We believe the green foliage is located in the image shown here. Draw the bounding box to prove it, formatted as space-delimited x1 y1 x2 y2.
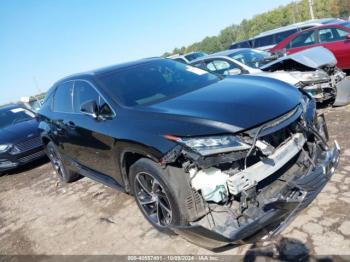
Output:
29 92 46 101
164 0 350 56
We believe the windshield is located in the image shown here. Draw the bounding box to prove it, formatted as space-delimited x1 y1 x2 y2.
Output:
0 107 35 129
229 49 271 68
184 52 207 62
97 59 219 107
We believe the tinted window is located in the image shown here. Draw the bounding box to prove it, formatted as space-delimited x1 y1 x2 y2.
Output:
275 29 297 43
290 30 316 48
73 81 99 112
53 82 74 112
237 41 251 48
184 52 207 62
97 59 219 107
253 35 274 48
0 107 35 128
334 28 349 40
229 49 270 68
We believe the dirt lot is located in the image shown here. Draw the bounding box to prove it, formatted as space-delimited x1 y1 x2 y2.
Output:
1 105 350 258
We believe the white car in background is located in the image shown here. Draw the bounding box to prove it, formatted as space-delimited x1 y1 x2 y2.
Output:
190 47 350 106
167 51 207 64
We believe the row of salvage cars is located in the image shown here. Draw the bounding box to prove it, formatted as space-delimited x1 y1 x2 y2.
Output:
182 47 350 107
1 46 348 250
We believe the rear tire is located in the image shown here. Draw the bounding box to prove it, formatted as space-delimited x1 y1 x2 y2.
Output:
46 141 80 183
130 158 188 234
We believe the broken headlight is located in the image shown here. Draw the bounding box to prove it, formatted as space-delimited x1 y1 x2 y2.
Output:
290 70 330 83
300 94 316 124
166 135 251 156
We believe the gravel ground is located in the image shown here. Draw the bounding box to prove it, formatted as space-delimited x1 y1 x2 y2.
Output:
0 105 350 259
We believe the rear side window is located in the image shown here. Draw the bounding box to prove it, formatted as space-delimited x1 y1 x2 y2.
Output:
334 28 349 40
184 52 206 62
238 41 251 48
319 28 349 43
53 82 74 113
290 30 316 48
253 35 274 48
73 81 99 112
275 29 297 43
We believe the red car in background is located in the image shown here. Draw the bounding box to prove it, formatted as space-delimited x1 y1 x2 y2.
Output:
271 22 350 70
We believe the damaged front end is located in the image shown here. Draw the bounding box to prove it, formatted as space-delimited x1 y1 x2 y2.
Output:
264 47 350 106
161 96 340 249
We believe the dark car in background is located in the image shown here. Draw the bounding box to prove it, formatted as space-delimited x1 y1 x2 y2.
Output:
0 104 45 174
271 22 350 70
38 58 339 249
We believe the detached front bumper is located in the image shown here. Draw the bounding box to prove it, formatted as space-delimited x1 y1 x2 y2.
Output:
172 141 340 250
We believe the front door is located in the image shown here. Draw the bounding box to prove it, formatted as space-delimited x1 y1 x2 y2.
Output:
68 80 116 179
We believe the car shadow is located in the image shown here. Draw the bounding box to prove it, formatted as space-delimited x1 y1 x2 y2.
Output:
240 237 336 262
241 237 309 262
211 237 336 261
1 157 50 177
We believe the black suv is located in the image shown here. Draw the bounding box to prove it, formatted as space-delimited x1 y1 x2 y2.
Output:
39 58 340 249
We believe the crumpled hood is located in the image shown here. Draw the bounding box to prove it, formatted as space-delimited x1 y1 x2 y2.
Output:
0 119 40 144
262 46 337 70
139 75 301 136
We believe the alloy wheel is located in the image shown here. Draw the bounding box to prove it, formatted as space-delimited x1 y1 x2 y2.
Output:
48 146 64 178
134 172 172 227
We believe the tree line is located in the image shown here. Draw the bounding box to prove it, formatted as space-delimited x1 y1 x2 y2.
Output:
163 0 350 56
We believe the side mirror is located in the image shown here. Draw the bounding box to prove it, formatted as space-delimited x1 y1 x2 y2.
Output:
225 68 242 76
80 100 98 119
346 34 350 40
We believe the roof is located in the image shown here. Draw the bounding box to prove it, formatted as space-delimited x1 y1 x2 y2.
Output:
54 57 162 84
189 48 252 64
0 103 23 111
255 18 343 38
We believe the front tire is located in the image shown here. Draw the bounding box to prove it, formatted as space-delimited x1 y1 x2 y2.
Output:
130 158 188 233
46 141 80 183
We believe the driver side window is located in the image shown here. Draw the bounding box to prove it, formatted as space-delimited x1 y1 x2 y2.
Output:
73 80 113 116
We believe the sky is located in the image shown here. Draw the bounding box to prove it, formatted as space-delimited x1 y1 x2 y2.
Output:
0 0 293 104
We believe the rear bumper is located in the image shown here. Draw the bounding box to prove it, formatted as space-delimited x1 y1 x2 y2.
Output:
0 146 46 172
172 141 340 249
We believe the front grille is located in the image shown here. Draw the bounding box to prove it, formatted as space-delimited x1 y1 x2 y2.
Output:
14 137 43 152
261 120 299 148
18 150 45 163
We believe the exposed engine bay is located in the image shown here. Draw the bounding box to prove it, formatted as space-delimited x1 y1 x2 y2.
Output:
162 95 340 249
263 47 350 106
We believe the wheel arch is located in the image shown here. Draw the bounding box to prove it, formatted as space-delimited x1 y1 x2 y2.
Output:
120 148 162 193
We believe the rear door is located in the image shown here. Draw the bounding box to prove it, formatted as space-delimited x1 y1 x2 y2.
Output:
317 27 350 69
69 80 117 178
286 29 319 54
